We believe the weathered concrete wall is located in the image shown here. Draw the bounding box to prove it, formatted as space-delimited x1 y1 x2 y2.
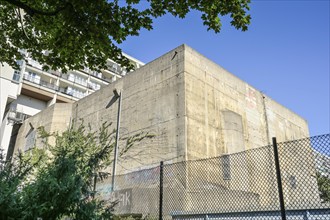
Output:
14 103 72 153
265 98 309 141
70 46 187 173
183 46 309 160
182 46 310 208
278 140 321 209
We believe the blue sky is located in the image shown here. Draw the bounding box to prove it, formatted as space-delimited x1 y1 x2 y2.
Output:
120 1 330 137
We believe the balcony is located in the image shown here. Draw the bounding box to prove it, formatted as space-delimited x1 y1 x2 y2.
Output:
26 58 43 70
83 67 102 77
47 69 62 77
7 109 30 124
87 81 101 91
23 74 58 91
90 71 102 78
102 76 112 83
58 86 86 99
61 73 88 87
24 58 116 85
106 63 127 76
81 67 112 84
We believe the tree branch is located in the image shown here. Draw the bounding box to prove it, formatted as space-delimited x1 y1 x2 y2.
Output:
3 0 71 16
14 8 30 39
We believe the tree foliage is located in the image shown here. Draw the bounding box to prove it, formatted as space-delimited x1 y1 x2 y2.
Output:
0 122 153 219
0 0 251 72
317 172 330 203
0 149 42 219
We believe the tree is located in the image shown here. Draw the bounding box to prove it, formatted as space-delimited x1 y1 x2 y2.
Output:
0 122 153 219
316 172 330 203
0 149 41 219
0 0 251 72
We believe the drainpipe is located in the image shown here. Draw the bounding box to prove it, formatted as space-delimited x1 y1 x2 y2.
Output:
262 94 271 145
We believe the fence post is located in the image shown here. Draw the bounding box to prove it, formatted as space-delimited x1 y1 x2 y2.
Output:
273 137 287 220
159 161 164 220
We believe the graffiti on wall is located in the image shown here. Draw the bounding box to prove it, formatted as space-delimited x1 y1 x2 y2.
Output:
110 189 132 212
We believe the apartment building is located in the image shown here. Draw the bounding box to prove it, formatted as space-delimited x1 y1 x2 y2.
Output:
0 53 144 158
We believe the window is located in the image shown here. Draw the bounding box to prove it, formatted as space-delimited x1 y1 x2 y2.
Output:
66 86 73 95
289 175 297 189
12 70 21 82
88 81 101 90
67 73 87 86
68 73 75 82
222 154 231 180
66 86 85 98
25 71 41 84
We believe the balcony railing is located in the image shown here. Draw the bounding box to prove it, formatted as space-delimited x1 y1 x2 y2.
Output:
22 73 88 99
61 74 88 87
24 59 114 85
58 86 86 99
47 69 62 77
27 61 42 69
83 67 102 77
22 56 138 85
23 74 58 91
7 109 30 124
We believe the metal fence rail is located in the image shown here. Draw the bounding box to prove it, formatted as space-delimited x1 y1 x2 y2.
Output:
96 134 330 220
171 208 330 220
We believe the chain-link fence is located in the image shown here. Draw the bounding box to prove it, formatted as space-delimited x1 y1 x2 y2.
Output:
96 134 330 219
276 134 330 220
96 166 160 219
